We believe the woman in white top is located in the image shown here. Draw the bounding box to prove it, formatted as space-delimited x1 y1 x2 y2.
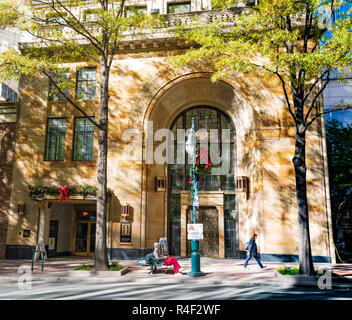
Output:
153 242 184 275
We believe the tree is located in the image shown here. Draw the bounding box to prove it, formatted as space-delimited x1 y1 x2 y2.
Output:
326 119 352 253
173 0 352 274
0 0 161 270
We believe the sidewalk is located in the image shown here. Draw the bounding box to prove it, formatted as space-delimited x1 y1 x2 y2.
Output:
0 257 351 288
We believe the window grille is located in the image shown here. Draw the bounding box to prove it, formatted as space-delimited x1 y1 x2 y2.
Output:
45 118 67 161
73 117 95 161
77 68 97 100
48 70 69 101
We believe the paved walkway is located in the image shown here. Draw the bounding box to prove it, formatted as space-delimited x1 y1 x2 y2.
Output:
0 257 351 288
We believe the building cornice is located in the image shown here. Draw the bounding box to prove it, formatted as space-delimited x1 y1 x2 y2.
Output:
18 8 249 53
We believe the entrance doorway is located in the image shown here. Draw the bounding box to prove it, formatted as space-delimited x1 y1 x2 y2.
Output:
73 207 96 256
48 220 58 257
168 106 238 258
186 206 219 257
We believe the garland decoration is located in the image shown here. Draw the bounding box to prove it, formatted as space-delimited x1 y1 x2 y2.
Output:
189 147 212 185
26 185 114 199
186 118 213 208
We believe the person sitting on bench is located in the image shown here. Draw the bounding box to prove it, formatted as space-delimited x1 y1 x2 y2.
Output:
153 242 185 275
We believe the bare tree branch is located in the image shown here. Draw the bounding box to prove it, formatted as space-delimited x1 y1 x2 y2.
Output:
23 27 100 63
55 0 102 46
107 0 126 68
304 103 352 130
303 50 349 104
33 0 103 53
304 71 330 124
42 69 103 130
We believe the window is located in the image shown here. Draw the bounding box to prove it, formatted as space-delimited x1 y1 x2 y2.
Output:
48 70 69 101
83 9 99 22
45 118 67 161
167 2 191 14
77 68 97 100
1 83 18 101
170 106 236 192
325 109 352 126
46 13 67 24
73 117 95 161
126 6 148 17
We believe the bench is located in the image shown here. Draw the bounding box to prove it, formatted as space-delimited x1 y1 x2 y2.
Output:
143 253 173 274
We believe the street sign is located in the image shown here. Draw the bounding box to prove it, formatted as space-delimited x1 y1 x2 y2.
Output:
187 224 203 240
120 222 132 243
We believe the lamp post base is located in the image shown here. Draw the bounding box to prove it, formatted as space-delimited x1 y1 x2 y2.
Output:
188 271 205 277
188 240 204 277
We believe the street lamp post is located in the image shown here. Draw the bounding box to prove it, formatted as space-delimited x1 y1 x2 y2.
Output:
186 117 204 277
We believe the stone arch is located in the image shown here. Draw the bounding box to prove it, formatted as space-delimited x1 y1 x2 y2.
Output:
128 65 280 134
136 65 281 251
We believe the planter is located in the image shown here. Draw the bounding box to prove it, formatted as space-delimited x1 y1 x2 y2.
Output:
68 266 129 277
274 270 319 286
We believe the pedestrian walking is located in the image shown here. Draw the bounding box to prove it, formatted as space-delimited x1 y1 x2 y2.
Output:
244 233 267 269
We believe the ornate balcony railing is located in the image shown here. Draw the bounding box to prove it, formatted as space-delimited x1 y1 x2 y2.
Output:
162 8 248 28
20 7 303 50
22 8 248 46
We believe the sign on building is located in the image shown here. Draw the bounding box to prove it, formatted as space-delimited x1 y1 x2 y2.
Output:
187 224 203 240
120 222 132 243
159 237 169 256
48 237 55 250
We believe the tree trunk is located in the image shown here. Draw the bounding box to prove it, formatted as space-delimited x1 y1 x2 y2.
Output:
94 60 110 270
292 101 314 275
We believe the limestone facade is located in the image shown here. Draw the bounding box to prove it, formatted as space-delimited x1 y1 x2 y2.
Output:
2 5 334 262
0 121 16 259
3 47 334 261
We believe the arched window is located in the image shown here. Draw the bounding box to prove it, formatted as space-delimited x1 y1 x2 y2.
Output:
168 106 238 257
169 106 236 193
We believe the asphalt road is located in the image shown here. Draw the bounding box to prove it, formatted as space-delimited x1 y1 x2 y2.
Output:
0 280 351 300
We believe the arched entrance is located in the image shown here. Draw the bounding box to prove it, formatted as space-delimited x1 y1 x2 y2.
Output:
168 106 238 258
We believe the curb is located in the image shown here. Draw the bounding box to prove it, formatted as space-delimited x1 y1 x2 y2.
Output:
1 274 351 289
67 266 129 277
273 270 352 289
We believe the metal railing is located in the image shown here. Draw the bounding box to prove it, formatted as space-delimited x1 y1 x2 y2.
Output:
24 8 248 45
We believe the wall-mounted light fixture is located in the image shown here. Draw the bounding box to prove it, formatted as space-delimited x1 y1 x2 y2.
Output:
236 176 249 199
155 177 166 192
121 204 133 222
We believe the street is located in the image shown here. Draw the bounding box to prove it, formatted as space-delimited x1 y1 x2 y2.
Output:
0 280 351 300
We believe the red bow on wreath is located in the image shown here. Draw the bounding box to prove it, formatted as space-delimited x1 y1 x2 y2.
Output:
197 147 211 168
59 185 70 203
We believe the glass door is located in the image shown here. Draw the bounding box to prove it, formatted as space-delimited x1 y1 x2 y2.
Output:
90 223 96 253
224 194 238 258
73 209 96 256
48 221 59 257
75 223 88 253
